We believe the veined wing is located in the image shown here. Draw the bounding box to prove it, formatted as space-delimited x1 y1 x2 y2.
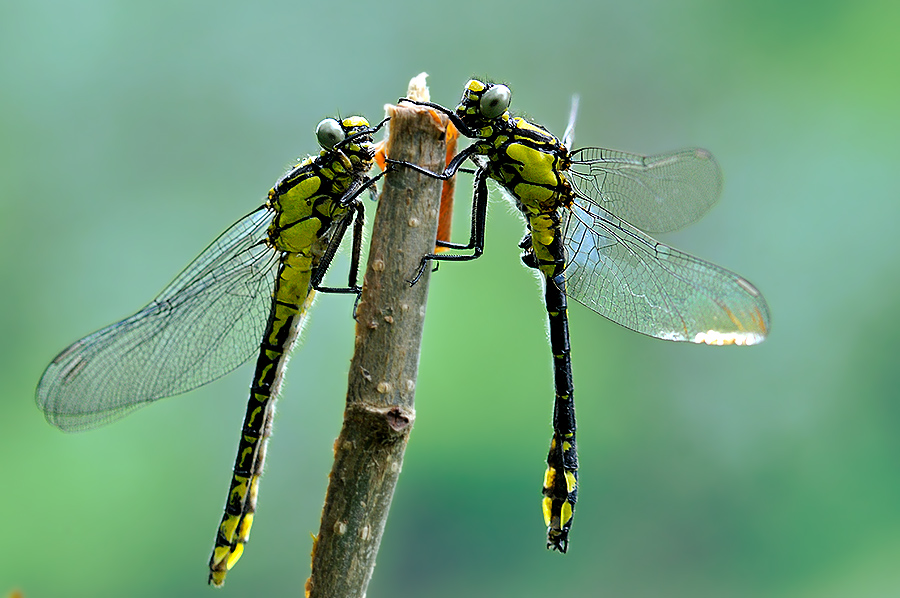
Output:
36 206 280 432
561 201 770 345
567 147 723 233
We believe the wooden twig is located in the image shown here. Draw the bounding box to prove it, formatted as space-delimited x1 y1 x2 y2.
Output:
306 94 449 598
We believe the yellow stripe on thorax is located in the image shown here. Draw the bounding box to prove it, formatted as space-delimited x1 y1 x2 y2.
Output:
268 155 354 255
491 118 569 213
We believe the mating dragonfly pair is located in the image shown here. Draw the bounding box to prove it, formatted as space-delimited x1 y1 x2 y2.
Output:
36 79 769 585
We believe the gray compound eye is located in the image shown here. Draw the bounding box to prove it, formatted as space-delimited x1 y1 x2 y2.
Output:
316 118 345 149
480 84 511 119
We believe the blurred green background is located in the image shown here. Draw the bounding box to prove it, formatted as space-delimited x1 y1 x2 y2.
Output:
3 0 899 596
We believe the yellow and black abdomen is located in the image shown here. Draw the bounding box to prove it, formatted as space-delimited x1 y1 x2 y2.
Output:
209 157 352 585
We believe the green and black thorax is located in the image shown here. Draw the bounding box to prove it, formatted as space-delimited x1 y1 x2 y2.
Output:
265 116 377 256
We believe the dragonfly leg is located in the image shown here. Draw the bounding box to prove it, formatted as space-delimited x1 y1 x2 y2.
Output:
311 203 364 296
407 164 488 285
385 143 478 181
397 97 478 138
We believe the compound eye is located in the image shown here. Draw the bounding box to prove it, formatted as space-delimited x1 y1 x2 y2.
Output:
316 118 345 149
480 84 511 119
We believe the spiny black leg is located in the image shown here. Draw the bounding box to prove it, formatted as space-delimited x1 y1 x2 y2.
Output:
408 165 488 285
347 202 364 290
386 144 478 181
340 169 388 208
396 98 477 138
311 211 358 295
312 170 384 294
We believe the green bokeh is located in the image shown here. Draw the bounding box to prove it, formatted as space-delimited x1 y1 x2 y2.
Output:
3 0 899 596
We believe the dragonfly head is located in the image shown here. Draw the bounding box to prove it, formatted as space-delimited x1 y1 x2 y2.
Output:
316 116 377 168
456 79 511 135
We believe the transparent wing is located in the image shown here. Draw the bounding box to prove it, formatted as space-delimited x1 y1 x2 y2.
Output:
567 147 723 233
36 206 280 431
561 201 770 345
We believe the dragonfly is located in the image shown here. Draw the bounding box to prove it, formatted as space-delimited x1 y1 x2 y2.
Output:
390 79 771 553
35 114 388 586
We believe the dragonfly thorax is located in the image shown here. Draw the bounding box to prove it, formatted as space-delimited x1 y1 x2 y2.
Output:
479 116 573 217
265 116 378 256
